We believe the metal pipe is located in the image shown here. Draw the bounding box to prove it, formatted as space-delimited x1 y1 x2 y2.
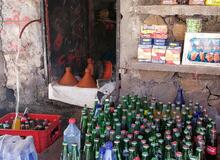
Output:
19 19 41 39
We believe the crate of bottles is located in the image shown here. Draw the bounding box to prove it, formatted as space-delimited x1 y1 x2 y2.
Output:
68 95 218 160
0 113 61 153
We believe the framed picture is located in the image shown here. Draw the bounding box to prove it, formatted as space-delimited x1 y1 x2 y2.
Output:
182 32 220 66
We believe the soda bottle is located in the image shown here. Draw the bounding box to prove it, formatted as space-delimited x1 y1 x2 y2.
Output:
12 117 21 130
71 143 79 160
63 118 81 152
83 142 94 160
114 140 122 160
206 128 217 160
61 142 68 160
122 138 130 160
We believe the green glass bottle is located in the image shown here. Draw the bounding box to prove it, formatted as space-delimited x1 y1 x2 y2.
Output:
122 109 128 117
85 133 92 143
182 145 190 160
189 155 198 160
195 147 203 160
83 142 93 160
127 112 132 129
165 135 172 146
115 135 122 146
175 152 183 160
105 125 111 141
150 142 157 158
71 143 79 160
62 142 68 160
140 139 146 153
122 138 130 160
80 115 88 134
110 130 116 141
114 140 122 160
116 104 122 118
100 134 105 146
136 101 141 114
128 147 137 160
93 138 100 160
115 122 121 135
129 123 135 134
131 140 138 150
143 144 150 153
142 152 149 160
164 145 172 160
171 141 178 158
158 139 164 158
86 122 92 133
121 116 127 130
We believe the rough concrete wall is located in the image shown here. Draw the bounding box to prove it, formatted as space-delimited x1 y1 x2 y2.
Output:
120 0 220 112
0 0 46 105
0 0 6 102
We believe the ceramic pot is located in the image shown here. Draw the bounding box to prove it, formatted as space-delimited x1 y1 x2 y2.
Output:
77 69 97 88
87 58 94 76
103 61 112 80
58 67 78 86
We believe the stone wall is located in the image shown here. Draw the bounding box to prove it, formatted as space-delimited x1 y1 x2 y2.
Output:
120 0 220 112
0 0 47 106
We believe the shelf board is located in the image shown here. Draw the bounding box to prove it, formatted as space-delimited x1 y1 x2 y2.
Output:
133 5 220 16
131 59 220 75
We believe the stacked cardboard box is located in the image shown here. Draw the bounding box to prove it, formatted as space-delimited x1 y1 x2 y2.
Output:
138 24 182 65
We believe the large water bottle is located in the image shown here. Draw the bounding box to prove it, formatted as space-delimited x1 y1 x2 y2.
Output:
63 118 81 152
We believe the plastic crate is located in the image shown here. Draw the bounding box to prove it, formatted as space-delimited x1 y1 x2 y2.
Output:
0 113 61 153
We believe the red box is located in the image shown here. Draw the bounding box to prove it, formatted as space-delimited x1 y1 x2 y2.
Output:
0 113 61 153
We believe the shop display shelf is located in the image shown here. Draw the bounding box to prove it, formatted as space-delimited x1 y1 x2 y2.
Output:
133 5 220 16
131 59 220 75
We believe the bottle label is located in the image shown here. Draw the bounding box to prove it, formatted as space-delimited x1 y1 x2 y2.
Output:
206 146 217 156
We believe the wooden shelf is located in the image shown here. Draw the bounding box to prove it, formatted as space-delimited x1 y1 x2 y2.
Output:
131 59 220 75
133 5 220 16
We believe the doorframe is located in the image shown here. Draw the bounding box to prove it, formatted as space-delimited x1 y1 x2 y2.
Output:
41 0 121 101
40 0 50 84
115 0 121 103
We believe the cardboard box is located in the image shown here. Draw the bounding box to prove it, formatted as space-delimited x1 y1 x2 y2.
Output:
166 46 182 65
139 37 153 45
152 45 166 63
138 45 152 62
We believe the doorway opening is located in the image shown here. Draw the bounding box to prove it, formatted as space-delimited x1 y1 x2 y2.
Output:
43 0 117 84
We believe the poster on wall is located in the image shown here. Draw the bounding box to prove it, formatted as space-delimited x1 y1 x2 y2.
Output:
182 32 220 67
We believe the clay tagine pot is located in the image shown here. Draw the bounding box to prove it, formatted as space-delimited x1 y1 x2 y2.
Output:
103 61 112 80
58 67 78 86
87 58 94 76
77 68 97 88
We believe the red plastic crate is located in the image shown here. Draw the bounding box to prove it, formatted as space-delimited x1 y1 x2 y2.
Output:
0 113 61 153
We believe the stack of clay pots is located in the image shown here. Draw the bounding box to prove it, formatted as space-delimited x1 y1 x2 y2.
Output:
58 58 97 88
58 58 113 88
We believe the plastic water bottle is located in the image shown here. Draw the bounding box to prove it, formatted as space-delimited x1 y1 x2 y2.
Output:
63 118 81 152
104 141 114 160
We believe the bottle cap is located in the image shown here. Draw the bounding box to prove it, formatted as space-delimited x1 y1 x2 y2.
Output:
69 118 76 124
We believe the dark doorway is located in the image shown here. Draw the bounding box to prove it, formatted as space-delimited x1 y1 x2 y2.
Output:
43 0 117 82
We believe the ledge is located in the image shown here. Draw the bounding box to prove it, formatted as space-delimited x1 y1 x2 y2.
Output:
131 59 220 75
133 5 220 16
